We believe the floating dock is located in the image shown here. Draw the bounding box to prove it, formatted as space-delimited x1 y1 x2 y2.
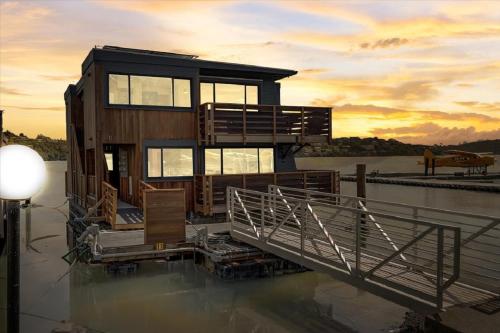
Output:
77 222 306 279
341 175 500 192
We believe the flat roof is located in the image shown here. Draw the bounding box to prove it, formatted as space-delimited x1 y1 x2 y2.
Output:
82 45 297 80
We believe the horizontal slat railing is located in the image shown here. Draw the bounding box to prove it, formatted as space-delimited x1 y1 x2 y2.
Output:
228 186 465 311
198 103 331 145
194 171 339 216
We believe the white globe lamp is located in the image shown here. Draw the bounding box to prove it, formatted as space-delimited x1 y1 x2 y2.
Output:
0 144 46 333
0 144 46 200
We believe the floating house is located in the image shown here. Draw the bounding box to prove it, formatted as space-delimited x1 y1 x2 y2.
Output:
65 46 336 239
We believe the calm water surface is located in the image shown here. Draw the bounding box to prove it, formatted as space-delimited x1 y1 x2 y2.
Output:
14 160 500 332
297 155 500 175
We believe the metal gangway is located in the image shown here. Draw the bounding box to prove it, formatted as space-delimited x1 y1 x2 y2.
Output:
227 185 500 314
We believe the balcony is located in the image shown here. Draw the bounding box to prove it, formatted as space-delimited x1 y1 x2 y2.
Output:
198 103 332 145
194 171 340 215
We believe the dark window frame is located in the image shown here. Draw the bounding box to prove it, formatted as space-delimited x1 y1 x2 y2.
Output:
107 73 193 110
199 81 261 105
204 147 274 175
145 146 195 180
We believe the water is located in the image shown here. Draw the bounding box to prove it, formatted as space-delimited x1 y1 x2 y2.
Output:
296 155 500 175
5 160 500 332
297 156 500 217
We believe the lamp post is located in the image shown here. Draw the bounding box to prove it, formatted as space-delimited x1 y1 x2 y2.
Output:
0 144 46 333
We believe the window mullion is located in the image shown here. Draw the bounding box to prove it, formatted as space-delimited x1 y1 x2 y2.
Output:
128 75 131 105
220 148 223 175
172 79 175 107
257 148 260 173
161 148 164 178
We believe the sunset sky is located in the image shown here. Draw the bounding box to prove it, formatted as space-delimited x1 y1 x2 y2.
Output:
1 0 500 144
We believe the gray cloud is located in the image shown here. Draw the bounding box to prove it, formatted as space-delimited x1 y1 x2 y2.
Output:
360 38 409 50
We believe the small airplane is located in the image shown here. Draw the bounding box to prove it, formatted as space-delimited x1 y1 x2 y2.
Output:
419 149 495 175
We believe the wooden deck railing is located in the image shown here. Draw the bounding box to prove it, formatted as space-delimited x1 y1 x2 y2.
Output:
102 181 118 227
194 171 340 215
68 125 87 206
198 103 332 145
138 180 156 211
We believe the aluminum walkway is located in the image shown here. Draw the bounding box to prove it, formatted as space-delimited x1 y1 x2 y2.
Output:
228 185 500 314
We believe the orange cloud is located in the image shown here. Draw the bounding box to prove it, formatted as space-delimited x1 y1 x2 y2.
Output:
454 101 500 113
0 85 29 96
325 104 500 143
95 0 227 15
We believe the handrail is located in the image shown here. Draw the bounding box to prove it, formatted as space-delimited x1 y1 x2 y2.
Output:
269 185 500 295
278 184 500 221
228 186 465 311
102 181 117 227
138 180 156 211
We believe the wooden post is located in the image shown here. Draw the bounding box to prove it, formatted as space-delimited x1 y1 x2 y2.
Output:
300 107 305 144
356 164 367 248
243 104 247 145
204 104 209 145
272 105 276 145
356 164 366 199
424 158 429 176
208 176 213 216
328 108 333 145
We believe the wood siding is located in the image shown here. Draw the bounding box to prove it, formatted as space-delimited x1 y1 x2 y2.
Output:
144 189 186 244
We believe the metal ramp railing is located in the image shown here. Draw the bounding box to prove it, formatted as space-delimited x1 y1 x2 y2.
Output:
227 185 499 314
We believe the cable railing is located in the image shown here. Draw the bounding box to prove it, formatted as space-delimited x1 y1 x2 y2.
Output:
228 185 498 312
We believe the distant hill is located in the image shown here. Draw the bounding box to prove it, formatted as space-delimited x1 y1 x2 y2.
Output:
299 137 500 157
1 131 498 160
1 131 67 161
445 140 500 155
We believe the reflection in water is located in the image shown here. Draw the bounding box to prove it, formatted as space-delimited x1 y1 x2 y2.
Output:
69 262 362 333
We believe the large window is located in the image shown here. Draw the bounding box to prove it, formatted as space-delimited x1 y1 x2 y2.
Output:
147 148 162 177
204 148 221 175
205 148 273 175
147 148 193 178
109 74 191 107
131 75 172 106
109 74 129 104
200 82 259 105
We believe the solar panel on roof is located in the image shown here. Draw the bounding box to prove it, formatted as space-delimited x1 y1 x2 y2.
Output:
99 45 198 59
